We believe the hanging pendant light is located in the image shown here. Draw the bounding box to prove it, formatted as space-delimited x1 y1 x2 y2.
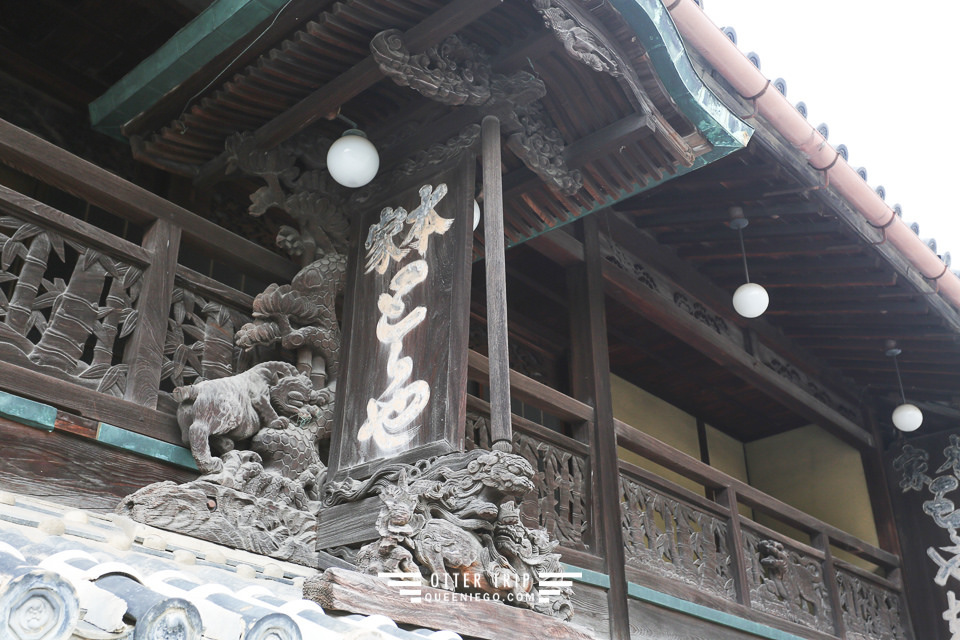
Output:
729 207 769 318
326 123 379 189
885 341 923 432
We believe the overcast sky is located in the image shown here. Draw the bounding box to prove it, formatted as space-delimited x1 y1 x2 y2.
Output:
701 1 959 261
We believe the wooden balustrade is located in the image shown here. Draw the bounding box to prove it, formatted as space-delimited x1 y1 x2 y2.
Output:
0 118 290 443
468 348 909 639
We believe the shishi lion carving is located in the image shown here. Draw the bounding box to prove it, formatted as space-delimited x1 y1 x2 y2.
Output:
173 361 323 474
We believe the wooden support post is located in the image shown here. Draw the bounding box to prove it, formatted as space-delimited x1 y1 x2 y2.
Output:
812 531 847 638
567 216 630 640
718 487 751 608
860 407 903 557
481 115 512 453
123 219 181 408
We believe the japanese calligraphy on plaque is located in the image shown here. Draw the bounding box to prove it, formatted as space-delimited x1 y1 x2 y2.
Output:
891 434 960 640
328 157 474 479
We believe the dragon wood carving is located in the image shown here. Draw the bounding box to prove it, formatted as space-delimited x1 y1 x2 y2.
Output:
328 449 574 619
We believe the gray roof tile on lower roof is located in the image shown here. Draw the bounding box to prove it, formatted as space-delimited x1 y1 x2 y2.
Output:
0 491 462 640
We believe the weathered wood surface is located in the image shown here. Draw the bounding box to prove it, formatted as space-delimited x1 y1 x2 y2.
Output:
123 220 181 407
568 216 629 639
0 184 150 264
467 350 594 423
0 417 194 512
0 118 296 283
330 157 474 478
315 496 380 549
303 568 594 640
481 115 512 450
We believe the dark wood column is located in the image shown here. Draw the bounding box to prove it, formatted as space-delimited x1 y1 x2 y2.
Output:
481 115 512 453
567 215 630 640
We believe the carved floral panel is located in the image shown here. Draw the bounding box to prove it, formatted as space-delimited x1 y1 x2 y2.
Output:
465 410 589 551
619 472 735 600
742 526 834 633
0 216 142 395
836 567 911 640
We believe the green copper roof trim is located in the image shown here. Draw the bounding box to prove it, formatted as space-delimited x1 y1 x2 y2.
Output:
0 390 57 432
492 0 751 252
90 0 290 140
562 564 803 640
609 0 753 153
96 422 198 471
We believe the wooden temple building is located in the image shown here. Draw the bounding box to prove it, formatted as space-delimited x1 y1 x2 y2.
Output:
1 1 959 639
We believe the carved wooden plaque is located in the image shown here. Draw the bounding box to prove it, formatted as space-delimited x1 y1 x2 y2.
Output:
328 156 474 479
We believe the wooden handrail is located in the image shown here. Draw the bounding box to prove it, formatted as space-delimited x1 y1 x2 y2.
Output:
467 350 594 423
0 185 150 265
466 394 591 457
0 118 297 283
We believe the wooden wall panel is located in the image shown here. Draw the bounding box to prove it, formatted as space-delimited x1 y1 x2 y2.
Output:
0 417 195 512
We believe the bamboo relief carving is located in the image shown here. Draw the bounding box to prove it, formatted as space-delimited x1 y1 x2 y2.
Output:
836 567 910 640
159 287 253 392
0 216 142 395
742 528 834 633
619 474 735 600
465 411 589 551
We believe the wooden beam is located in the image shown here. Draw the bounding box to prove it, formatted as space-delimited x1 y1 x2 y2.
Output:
304 568 593 640
613 419 898 568
529 225 873 449
0 362 179 444
563 113 655 169
0 119 297 283
622 201 822 229
693 68 960 336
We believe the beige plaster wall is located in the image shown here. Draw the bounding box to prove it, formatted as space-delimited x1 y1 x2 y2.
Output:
611 374 749 497
744 425 880 554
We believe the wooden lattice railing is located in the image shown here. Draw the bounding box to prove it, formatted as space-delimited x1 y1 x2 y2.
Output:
467 348 912 640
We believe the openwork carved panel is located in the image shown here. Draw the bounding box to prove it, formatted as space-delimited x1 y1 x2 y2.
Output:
755 342 860 423
742 527 834 633
0 216 142 395
159 286 254 391
466 411 589 550
836 567 911 640
619 472 735 600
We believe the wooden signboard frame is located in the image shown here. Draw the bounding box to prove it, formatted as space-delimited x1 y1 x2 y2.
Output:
327 154 475 480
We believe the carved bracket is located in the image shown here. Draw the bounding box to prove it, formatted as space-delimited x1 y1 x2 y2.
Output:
530 0 621 76
370 30 582 195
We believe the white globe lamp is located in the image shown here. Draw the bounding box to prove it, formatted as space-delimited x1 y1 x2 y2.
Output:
892 403 923 432
885 343 923 432
473 200 481 231
732 282 769 318
326 129 379 188
729 209 768 318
